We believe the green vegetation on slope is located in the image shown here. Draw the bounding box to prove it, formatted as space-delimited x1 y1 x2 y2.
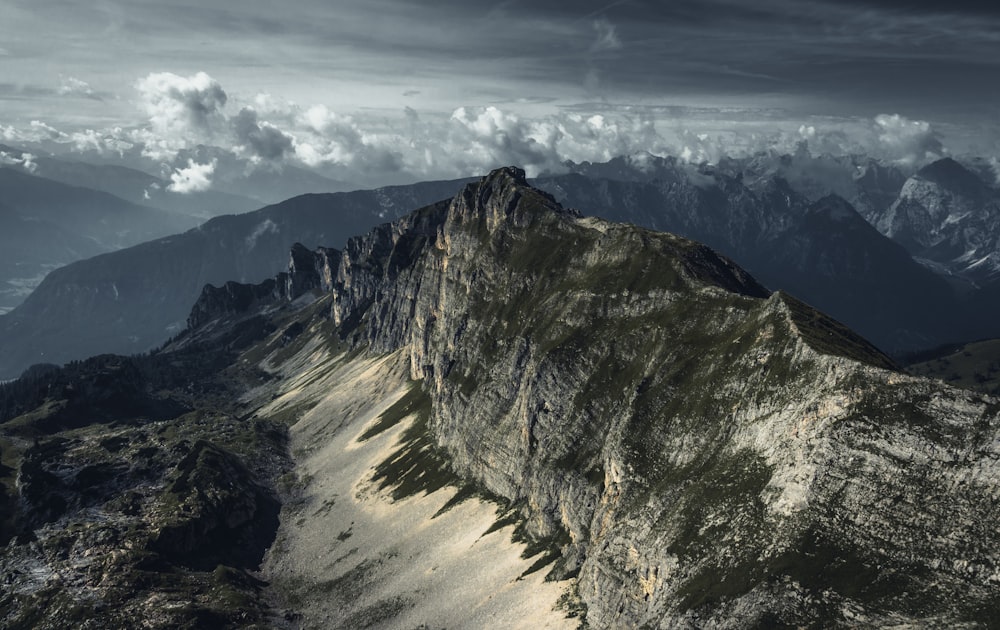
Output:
907 338 1000 395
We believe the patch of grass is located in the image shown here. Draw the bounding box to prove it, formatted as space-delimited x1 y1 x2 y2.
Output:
358 382 431 442
370 389 459 502
778 292 896 370
907 338 1000 395
431 483 480 518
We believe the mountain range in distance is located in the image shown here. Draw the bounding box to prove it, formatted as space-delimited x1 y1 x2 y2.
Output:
2 149 1000 379
2 168 999 627
0 144 262 314
0 142 367 316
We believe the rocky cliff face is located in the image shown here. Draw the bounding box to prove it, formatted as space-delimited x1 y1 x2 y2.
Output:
264 167 1000 626
186 242 340 331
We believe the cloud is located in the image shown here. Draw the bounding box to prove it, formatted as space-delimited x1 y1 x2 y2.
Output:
245 219 278 249
251 92 296 116
440 106 661 177
57 76 99 100
136 72 227 155
0 72 968 192
232 108 294 161
590 17 623 52
0 151 37 173
143 181 162 200
988 158 1000 186
30 120 66 140
873 113 944 166
167 158 217 193
21 153 37 173
68 128 136 155
292 104 403 174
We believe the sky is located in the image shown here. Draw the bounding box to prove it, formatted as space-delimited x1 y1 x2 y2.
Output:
2 0 1000 189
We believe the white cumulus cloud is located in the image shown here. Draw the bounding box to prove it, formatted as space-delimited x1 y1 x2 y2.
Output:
232 107 294 162
57 76 97 99
136 72 228 157
29 120 66 140
873 113 944 166
0 151 37 173
245 219 279 249
167 158 217 193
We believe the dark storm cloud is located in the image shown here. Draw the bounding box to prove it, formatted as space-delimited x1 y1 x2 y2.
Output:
12 0 996 122
266 0 999 121
832 0 1000 15
232 108 294 161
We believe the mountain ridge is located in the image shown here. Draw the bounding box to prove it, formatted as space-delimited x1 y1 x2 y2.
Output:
4 153 1000 376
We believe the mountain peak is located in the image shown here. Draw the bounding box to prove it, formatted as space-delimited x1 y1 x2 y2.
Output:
915 157 990 200
486 165 528 185
454 166 576 232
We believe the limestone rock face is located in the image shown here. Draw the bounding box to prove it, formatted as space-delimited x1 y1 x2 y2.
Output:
294 167 1000 626
186 241 340 332
281 242 339 299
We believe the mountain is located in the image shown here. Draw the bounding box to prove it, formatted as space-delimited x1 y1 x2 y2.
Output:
2 167 999 627
874 157 1000 283
536 170 962 353
31 158 260 219
0 167 205 313
753 194 957 352
0 200 107 313
0 177 475 379
0 167 198 249
1 144 263 218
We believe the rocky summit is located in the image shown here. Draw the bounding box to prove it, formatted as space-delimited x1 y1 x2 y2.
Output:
2 167 1000 628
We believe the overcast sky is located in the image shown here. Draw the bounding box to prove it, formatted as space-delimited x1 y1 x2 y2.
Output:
3 0 1000 187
